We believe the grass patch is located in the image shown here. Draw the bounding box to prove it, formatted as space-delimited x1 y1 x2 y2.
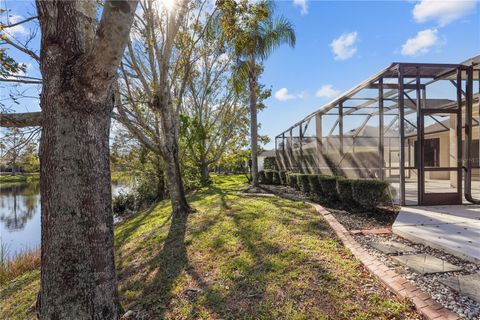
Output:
0 173 39 186
0 174 414 319
0 245 40 285
111 171 133 183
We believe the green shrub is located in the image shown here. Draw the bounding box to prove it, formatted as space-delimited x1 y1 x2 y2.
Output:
264 170 274 184
352 179 390 208
279 171 287 185
308 174 323 202
318 175 338 202
337 178 355 204
259 170 267 184
263 156 278 170
287 173 299 190
297 174 310 194
112 192 136 215
271 171 281 185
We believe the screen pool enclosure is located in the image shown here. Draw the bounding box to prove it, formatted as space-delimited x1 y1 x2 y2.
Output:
275 56 480 206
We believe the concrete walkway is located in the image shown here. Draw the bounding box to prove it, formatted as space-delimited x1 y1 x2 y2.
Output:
392 205 480 263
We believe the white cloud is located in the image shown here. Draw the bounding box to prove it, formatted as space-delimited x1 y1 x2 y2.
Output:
293 0 308 15
413 0 476 26
401 28 439 56
330 32 358 61
315 85 340 99
4 15 29 37
274 88 296 101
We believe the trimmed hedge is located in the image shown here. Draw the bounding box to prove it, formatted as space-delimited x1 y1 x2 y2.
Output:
271 170 281 185
318 175 338 202
308 174 323 202
259 170 279 185
264 170 274 184
258 170 267 184
279 171 287 185
352 179 390 208
263 156 278 170
336 178 355 204
260 170 390 210
287 173 299 190
297 174 310 194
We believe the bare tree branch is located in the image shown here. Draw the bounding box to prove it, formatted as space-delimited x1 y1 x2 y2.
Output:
0 112 42 127
2 15 38 28
1 37 40 61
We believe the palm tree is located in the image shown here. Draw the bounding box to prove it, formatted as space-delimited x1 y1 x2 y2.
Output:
233 2 295 187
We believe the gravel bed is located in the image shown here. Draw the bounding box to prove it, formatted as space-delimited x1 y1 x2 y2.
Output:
355 233 480 320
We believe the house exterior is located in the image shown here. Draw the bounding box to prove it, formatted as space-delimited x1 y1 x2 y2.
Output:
275 56 480 206
257 149 276 171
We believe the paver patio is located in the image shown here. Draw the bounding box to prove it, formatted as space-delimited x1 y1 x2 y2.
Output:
370 240 417 255
392 254 462 275
392 205 480 262
440 274 480 303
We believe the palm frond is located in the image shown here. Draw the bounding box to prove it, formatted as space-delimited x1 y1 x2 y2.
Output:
231 58 251 94
257 16 296 60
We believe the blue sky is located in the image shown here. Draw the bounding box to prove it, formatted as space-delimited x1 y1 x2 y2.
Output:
260 0 479 148
1 0 479 149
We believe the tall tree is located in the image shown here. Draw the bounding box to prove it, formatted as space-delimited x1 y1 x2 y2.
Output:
116 0 215 216
218 0 295 187
33 1 138 318
181 23 248 185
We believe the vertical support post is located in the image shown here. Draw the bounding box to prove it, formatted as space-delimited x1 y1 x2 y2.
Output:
378 78 385 180
315 113 323 174
339 102 344 155
465 66 475 201
398 65 406 205
282 133 287 170
416 66 424 204
299 124 304 173
456 67 463 203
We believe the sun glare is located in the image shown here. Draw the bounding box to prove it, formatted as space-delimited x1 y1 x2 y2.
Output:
154 0 177 13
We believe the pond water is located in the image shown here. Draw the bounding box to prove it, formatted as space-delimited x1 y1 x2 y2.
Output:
0 180 129 258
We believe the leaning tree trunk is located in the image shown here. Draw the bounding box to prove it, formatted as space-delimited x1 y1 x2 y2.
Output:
249 70 259 187
38 90 119 318
157 96 191 217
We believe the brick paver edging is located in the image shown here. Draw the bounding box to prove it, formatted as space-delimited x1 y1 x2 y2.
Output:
256 190 460 320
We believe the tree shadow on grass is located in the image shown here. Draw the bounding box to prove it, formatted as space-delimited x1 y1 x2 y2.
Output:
115 203 163 250
181 205 346 319
140 210 189 317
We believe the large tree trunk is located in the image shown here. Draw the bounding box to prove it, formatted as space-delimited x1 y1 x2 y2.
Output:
249 70 259 187
35 1 138 318
39 92 119 319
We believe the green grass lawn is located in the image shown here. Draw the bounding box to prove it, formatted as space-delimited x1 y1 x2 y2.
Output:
0 175 414 319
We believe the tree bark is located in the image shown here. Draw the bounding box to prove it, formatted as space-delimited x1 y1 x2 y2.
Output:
39 96 119 319
34 1 138 318
249 63 259 187
157 96 191 218
154 156 166 200
199 156 210 185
